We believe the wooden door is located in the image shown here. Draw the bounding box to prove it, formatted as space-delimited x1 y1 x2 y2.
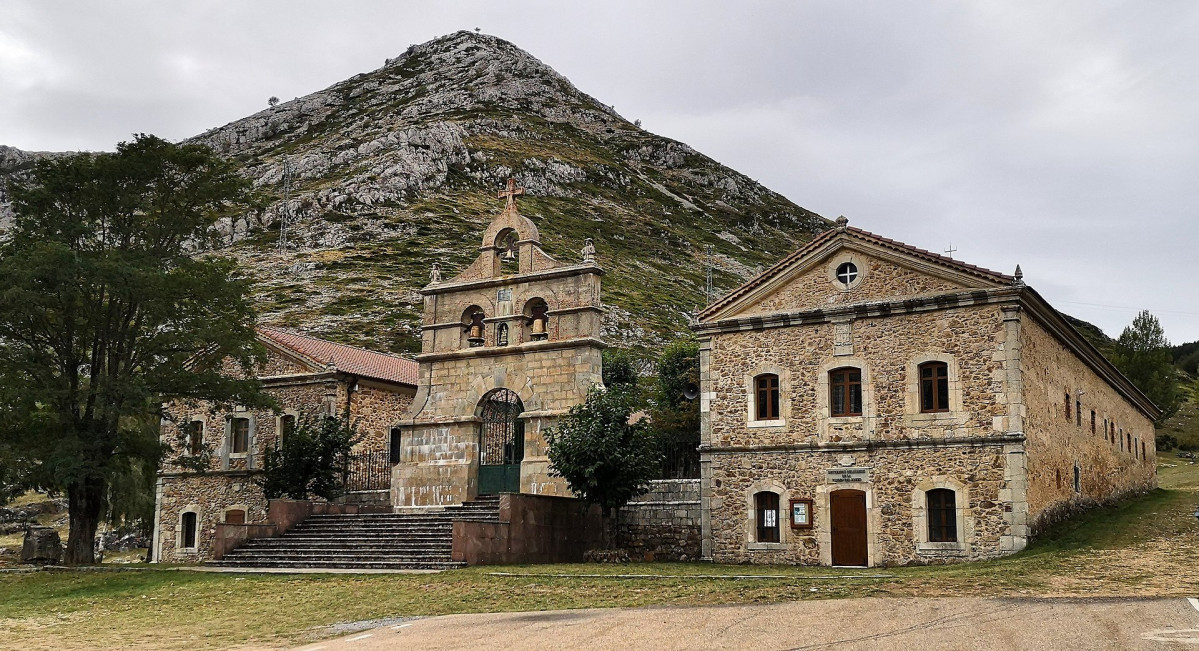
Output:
830 490 868 566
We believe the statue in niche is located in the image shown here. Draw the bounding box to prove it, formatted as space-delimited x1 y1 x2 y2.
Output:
430 262 442 283
581 237 596 263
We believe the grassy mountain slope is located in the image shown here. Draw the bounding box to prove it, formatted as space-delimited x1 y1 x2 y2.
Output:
176 31 827 353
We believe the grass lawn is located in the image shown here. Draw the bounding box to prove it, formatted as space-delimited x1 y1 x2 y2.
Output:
2 455 1197 651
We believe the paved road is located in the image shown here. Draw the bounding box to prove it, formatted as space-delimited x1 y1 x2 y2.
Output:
294 596 1199 650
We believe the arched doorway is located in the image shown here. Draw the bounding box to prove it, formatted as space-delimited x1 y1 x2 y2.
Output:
478 388 525 494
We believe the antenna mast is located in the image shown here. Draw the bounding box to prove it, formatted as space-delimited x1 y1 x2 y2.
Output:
278 158 293 250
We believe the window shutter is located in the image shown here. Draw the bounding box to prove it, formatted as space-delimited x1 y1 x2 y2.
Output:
220 419 231 471
247 418 257 469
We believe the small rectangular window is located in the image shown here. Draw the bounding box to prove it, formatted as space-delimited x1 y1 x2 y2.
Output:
754 374 780 421
919 362 949 413
187 421 204 456
755 492 780 543
1065 391 1071 421
1141 440 1146 460
1090 411 1096 435
231 418 250 454
181 512 198 549
830 368 863 417
389 427 403 464
1073 465 1081 493
1075 399 1081 426
927 489 957 543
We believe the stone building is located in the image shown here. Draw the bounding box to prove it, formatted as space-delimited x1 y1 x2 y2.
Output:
393 180 605 507
153 326 418 563
693 217 1159 566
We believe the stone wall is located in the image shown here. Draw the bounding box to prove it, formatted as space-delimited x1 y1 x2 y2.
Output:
1020 316 1157 530
155 473 268 563
617 479 702 561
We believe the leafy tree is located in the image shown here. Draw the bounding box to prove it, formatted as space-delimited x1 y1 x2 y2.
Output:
0 135 265 564
649 339 700 478
1112 310 1179 424
601 347 642 391
268 96 279 107
259 413 360 501
547 385 661 544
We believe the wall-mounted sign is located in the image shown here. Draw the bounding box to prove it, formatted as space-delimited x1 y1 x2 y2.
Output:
826 467 870 483
790 498 814 529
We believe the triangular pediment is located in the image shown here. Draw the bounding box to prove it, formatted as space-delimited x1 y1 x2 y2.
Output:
255 334 329 376
701 226 1012 322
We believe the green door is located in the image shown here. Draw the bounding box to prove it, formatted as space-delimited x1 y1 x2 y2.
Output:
478 389 524 494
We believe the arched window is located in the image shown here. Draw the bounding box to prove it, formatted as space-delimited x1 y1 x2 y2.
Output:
829 367 862 417
463 306 486 348
181 511 198 550
755 492 780 543
918 362 949 413
754 374 780 421
926 489 956 543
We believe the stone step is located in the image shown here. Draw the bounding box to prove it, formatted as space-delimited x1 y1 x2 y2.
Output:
208 559 466 570
239 539 452 549
222 552 453 563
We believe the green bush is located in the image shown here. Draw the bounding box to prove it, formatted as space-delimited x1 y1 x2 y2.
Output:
259 413 360 500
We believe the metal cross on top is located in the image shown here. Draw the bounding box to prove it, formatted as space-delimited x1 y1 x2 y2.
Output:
498 178 524 208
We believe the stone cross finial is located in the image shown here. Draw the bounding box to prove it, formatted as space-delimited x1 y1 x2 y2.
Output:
835 215 849 231
498 178 524 209
581 237 596 263
430 262 442 283
1013 264 1025 287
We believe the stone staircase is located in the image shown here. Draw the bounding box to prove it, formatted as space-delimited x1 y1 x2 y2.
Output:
209 495 501 570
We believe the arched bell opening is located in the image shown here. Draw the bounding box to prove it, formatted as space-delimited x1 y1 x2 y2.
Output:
523 297 550 342
477 388 525 494
462 305 486 348
495 228 520 275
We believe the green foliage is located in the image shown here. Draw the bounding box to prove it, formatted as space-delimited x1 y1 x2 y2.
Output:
546 385 661 513
1111 310 1179 423
649 339 700 478
601 347 642 391
0 135 267 563
259 413 360 501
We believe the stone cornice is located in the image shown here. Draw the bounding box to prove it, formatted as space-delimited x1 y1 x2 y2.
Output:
420 263 603 296
415 336 606 363
699 433 1026 455
692 287 1021 336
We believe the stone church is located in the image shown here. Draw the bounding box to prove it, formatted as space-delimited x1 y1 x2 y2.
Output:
693 216 1158 566
154 185 1157 568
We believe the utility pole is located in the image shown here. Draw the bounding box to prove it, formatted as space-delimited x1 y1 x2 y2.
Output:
278 158 293 250
705 245 714 305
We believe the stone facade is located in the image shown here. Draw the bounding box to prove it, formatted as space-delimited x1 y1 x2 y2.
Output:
394 189 604 507
153 332 416 563
617 479 702 561
694 223 1159 567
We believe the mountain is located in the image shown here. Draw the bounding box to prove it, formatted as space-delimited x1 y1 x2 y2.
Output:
3 31 829 353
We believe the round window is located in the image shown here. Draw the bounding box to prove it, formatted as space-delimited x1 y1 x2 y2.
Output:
835 262 859 287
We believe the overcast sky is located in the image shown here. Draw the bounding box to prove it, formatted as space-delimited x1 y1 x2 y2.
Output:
2 1 1197 342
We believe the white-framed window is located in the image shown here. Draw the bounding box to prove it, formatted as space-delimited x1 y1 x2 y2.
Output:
744 367 789 428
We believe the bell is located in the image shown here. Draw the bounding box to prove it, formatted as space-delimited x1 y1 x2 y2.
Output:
531 318 546 335
501 247 517 262
469 324 483 339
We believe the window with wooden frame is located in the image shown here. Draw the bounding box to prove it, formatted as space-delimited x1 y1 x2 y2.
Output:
181 512 198 549
1090 410 1096 435
754 374 780 421
279 414 296 441
830 367 863 417
230 417 250 454
918 362 949 413
789 498 814 529
926 489 957 543
187 421 204 456
755 492 780 543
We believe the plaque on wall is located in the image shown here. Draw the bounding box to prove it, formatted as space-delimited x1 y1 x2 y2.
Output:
826 467 870 483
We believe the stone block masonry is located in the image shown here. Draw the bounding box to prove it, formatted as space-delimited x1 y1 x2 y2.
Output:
618 480 702 561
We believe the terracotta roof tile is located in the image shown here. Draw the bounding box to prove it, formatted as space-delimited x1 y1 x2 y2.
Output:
257 326 419 387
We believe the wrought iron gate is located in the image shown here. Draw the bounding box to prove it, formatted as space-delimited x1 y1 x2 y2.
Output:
478 388 524 494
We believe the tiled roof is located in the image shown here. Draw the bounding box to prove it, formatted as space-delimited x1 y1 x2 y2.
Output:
700 225 1014 320
257 326 419 387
